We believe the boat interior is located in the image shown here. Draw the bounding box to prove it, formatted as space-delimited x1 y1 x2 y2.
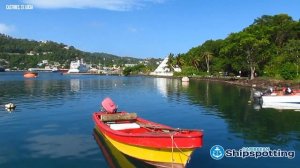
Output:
98 112 178 134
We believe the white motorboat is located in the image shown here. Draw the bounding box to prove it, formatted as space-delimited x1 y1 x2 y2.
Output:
253 88 300 110
262 102 300 110
262 94 300 103
254 87 300 104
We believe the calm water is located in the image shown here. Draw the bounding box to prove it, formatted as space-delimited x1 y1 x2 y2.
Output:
0 72 299 168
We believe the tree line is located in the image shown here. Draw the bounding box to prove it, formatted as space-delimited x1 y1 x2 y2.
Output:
0 34 143 70
168 14 300 80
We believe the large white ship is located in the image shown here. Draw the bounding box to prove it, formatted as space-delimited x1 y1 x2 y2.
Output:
68 59 89 73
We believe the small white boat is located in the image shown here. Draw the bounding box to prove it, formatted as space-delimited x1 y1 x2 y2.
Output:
254 88 300 110
254 87 300 104
51 67 59 72
262 102 300 110
262 94 300 103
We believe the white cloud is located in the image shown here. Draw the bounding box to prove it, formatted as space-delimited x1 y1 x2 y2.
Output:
0 23 14 34
22 0 166 11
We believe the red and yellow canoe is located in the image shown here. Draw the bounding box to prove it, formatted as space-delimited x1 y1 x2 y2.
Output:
93 98 203 167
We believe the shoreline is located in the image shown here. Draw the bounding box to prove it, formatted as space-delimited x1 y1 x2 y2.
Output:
188 76 300 90
141 73 300 90
60 72 300 89
142 74 299 90
2 71 299 90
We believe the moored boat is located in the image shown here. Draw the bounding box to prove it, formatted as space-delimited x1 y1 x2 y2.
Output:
254 87 300 104
24 71 38 78
262 102 300 110
51 67 59 72
262 94 300 103
92 98 203 168
67 59 89 73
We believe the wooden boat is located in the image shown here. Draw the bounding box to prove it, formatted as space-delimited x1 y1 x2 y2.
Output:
24 71 38 78
92 98 203 168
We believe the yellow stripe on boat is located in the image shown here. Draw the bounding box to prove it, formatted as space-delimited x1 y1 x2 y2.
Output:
94 129 135 168
103 133 194 166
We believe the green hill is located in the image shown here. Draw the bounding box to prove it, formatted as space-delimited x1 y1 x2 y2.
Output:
0 34 143 70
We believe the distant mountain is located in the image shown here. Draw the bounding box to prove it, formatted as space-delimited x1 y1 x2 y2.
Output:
0 33 145 70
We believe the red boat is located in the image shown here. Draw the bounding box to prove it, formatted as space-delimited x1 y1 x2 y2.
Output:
93 98 203 168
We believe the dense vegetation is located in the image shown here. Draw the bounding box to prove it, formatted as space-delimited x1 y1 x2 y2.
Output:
123 64 154 76
0 34 144 70
168 14 300 80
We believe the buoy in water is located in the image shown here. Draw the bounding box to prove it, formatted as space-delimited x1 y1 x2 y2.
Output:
24 71 38 78
5 103 16 110
182 76 189 82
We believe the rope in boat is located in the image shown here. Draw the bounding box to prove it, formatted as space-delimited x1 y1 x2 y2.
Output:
138 122 193 166
171 133 174 168
169 131 192 167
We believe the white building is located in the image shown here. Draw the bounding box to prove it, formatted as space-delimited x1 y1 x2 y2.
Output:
42 60 48 64
150 57 182 76
150 57 171 76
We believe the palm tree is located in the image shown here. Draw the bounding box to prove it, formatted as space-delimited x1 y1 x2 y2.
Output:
175 54 185 67
202 51 213 74
167 53 175 69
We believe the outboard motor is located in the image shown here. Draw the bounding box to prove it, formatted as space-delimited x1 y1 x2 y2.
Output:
253 91 263 99
253 90 264 105
101 97 117 113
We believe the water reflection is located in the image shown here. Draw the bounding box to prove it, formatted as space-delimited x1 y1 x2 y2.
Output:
181 81 189 88
183 80 300 145
93 129 154 168
5 107 15 113
153 78 180 97
1 73 300 168
24 79 35 93
70 79 80 92
154 78 168 97
25 133 95 158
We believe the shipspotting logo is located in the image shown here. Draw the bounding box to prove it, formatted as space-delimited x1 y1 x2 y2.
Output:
210 146 295 160
210 145 225 160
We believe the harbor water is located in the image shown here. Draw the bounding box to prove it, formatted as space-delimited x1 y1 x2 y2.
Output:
0 72 299 168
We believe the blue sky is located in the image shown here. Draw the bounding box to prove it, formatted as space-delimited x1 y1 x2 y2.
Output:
0 0 299 58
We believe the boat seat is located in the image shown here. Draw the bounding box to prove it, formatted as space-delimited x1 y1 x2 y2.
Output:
101 113 137 122
110 123 140 130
